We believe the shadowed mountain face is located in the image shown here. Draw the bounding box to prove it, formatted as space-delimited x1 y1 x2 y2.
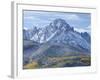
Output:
23 18 91 68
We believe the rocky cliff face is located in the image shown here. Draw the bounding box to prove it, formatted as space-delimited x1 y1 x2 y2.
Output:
23 18 90 51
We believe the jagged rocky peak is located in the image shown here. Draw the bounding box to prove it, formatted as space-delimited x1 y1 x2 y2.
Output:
23 18 91 52
81 32 91 43
49 18 72 31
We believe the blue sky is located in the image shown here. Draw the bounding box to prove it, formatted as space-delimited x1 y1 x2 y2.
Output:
23 10 91 33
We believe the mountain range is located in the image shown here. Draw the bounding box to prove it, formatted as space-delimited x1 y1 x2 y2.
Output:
23 18 91 67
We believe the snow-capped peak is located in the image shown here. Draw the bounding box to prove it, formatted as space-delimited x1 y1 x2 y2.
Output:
23 18 91 51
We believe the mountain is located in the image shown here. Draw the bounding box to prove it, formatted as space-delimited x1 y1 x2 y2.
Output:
81 32 91 43
24 18 90 50
23 18 91 66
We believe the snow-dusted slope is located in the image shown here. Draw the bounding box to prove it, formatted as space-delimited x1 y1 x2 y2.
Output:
23 18 91 52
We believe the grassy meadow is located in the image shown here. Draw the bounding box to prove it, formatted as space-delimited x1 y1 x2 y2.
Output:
23 55 91 69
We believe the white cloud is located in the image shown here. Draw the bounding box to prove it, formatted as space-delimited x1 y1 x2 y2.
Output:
74 25 91 34
24 16 35 20
74 28 86 33
66 14 80 21
86 25 91 29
